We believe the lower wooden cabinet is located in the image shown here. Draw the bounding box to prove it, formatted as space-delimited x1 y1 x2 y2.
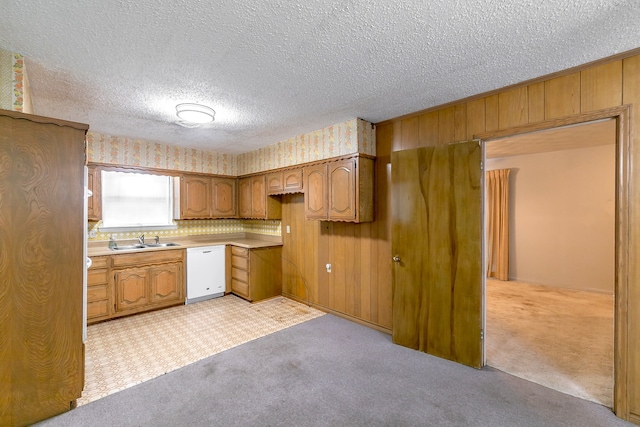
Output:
87 249 185 324
231 245 282 302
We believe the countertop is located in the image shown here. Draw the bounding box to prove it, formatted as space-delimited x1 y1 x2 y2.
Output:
88 233 283 257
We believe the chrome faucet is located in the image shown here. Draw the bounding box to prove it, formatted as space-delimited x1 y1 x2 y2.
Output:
137 234 145 244
154 235 160 244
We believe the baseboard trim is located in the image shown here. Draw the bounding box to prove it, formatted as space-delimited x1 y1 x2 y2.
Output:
282 292 392 335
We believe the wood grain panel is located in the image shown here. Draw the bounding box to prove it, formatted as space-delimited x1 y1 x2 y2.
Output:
581 60 623 112
454 103 467 141
499 87 528 129
528 82 545 123
623 54 640 418
0 112 86 426
466 98 486 139
485 94 499 131
438 107 455 145
391 141 482 368
419 110 439 147
401 116 420 150
545 73 580 119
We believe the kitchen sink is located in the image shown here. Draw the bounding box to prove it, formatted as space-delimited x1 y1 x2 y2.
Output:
110 242 180 251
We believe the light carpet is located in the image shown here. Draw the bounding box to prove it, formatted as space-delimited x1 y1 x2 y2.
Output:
486 278 614 407
80 295 324 405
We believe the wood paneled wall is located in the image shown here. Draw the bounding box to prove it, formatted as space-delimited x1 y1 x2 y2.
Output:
282 53 640 422
376 55 640 422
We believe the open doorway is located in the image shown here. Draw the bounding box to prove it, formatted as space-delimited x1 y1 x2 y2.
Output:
484 119 616 407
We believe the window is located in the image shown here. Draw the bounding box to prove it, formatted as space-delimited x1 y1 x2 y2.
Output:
101 170 176 230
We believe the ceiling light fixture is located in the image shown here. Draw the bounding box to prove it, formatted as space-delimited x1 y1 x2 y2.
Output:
175 103 215 124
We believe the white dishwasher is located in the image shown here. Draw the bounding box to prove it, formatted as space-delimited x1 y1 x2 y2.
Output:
186 245 226 304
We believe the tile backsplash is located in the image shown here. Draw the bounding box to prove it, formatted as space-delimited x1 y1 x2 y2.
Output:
88 219 281 242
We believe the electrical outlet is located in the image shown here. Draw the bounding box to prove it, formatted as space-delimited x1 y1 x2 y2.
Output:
326 263 331 273
286 225 291 234
88 229 97 238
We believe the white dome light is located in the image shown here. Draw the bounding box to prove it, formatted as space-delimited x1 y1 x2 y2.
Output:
175 103 215 124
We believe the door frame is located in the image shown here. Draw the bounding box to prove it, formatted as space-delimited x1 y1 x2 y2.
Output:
475 105 630 417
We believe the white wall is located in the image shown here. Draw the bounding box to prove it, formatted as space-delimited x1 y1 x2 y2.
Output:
486 144 615 294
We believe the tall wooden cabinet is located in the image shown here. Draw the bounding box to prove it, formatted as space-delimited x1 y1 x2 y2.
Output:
0 109 87 426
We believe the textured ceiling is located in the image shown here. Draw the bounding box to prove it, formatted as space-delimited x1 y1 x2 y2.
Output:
1 1 639 154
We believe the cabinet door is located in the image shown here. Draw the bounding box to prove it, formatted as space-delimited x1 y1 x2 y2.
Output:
87 165 102 221
304 164 328 219
251 175 266 218
150 263 182 304
238 177 252 218
115 268 149 312
181 175 211 218
266 171 283 194
283 169 303 192
328 159 356 221
212 177 237 218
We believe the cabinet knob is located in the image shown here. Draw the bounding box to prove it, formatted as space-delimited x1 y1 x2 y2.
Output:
392 255 401 263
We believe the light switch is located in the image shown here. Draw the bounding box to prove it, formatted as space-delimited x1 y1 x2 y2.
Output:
286 225 291 234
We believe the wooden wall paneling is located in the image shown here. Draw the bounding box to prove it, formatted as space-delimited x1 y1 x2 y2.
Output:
454 103 467 141
485 94 499 131
466 98 486 139
419 110 439 147
527 82 545 123
318 222 331 307
581 60 623 112
544 73 581 119
392 119 403 152
438 107 455 145
401 116 420 150
623 54 640 418
498 86 528 129
359 223 372 322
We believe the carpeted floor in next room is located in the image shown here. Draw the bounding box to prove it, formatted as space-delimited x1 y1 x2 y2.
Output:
486 278 614 407
38 313 629 427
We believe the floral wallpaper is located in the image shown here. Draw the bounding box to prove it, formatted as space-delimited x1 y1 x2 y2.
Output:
0 49 25 112
237 118 376 175
87 132 238 175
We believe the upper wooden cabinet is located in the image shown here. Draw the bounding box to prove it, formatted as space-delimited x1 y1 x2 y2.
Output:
238 175 282 219
211 177 237 218
266 168 303 195
304 156 374 223
181 174 211 219
87 165 102 221
180 174 238 219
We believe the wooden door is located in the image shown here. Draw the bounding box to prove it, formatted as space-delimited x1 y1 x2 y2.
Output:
150 264 182 304
211 177 237 218
391 141 483 368
328 158 356 221
181 175 210 218
304 163 328 219
251 175 266 218
114 268 149 312
238 177 252 218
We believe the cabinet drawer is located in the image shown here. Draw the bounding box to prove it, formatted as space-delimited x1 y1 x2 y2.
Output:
231 246 249 257
231 267 249 283
87 284 107 302
231 255 249 270
231 278 249 298
87 300 109 319
88 268 108 285
89 256 109 269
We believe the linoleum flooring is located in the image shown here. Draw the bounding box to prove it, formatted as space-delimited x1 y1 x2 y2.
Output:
79 295 324 406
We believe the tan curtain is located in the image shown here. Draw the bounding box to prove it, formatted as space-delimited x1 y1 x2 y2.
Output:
486 169 511 280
